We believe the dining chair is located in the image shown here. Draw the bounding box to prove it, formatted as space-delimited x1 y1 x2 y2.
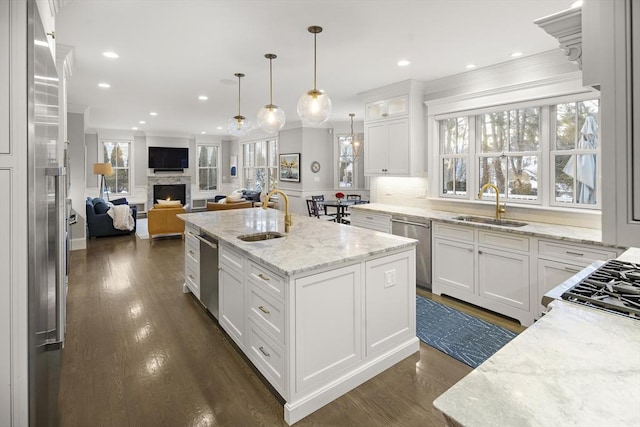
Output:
306 199 336 221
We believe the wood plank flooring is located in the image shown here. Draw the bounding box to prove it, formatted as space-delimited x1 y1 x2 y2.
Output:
59 234 524 426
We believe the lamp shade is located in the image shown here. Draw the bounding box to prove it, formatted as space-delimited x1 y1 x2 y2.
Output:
93 162 113 176
297 90 332 126
257 105 286 134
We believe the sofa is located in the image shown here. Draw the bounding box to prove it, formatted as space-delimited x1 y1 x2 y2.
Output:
86 197 137 238
147 203 186 239
206 200 253 211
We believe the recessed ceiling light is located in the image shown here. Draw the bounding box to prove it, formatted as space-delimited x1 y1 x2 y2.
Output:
132 126 138 130
102 51 119 59
570 0 583 8
510 52 523 58
98 82 111 88
397 60 410 67
149 112 158 116
139 120 146 124
216 126 223 130
466 64 476 69
198 95 208 101
201 131 206 134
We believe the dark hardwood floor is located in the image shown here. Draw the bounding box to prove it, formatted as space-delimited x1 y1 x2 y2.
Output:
60 233 524 426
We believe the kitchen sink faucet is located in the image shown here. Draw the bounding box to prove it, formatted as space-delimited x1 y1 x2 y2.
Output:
263 189 292 233
478 183 506 219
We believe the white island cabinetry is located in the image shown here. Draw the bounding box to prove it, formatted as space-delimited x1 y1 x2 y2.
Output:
180 208 419 425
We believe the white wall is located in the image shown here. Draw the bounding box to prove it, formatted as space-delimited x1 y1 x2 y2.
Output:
67 111 87 249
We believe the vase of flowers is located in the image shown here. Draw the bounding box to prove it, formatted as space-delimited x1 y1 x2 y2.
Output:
335 192 345 204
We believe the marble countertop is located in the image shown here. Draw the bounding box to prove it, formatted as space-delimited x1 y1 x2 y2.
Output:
350 203 626 249
433 300 640 427
178 208 417 276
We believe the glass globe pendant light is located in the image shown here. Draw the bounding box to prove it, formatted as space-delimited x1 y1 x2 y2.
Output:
257 54 286 133
297 26 332 126
227 73 252 138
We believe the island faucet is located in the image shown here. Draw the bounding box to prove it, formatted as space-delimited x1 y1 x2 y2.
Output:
477 183 506 219
263 189 292 233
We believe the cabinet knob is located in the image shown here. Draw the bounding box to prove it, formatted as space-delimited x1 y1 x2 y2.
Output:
478 250 483 255
189 274 195 280
258 305 270 314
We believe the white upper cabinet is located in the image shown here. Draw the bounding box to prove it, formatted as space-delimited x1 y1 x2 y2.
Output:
359 80 425 177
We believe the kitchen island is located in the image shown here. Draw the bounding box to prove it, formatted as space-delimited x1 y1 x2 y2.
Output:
178 208 419 425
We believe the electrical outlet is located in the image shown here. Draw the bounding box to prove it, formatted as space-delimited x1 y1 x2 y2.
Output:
384 269 396 287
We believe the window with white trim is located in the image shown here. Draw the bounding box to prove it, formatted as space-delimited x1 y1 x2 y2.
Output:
196 144 219 191
337 134 363 188
242 139 278 192
438 96 600 209
102 140 131 196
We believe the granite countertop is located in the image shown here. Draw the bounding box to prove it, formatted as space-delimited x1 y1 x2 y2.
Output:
350 203 625 249
178 208 417 276
432 300 640 427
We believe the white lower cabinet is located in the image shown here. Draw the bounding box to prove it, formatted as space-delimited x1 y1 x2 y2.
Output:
215 242 418 425
183 224 201 299
536 258 585 317
349 210 391 233
432 223 534 326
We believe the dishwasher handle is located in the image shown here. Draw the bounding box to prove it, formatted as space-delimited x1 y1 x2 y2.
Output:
194 234 218 249
390 218 431 229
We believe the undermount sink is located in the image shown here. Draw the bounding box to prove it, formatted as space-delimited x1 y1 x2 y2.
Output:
237 231 285 242
452 215 528 228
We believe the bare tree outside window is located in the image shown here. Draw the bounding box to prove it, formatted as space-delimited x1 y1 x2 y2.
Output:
243 139 278 192
197 145 218 191
102 140 130 196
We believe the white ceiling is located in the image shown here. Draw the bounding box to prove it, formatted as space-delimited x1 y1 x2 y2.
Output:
56 0 573 137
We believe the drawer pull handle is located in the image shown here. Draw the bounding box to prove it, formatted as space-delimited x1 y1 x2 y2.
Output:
259 346 270 357
189 250 195 255
189 274 195 280
566 251 584 257
366 216 374 220
564 267 580 273
258 305 270 314
258 273 270 281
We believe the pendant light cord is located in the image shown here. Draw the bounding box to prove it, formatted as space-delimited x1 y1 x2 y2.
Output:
237 75 242 117
269 56 274 105
313 32 317 91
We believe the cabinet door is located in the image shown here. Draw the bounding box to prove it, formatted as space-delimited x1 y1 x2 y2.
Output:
294 264 361 393
477 247 529 311
219 267 245 349
364 122 389 174
385 118 410 175
537 258 585 318
365 251 414 356
432 238 475 295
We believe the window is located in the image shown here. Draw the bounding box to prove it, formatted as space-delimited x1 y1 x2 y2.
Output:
337 135 363 188
196 144 219 191
102 140 130 196
438 97 600 210
243 139 278 192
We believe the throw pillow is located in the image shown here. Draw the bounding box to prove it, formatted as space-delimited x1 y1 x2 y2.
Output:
156 199 182 207
111 197 128 206
93 200 110 215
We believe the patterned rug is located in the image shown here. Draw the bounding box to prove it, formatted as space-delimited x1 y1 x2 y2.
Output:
416 295 518 368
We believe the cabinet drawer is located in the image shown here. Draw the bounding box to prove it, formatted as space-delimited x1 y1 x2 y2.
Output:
185 237 199 262
433 222 474 242
185 223 200 239
185 261 200 298
220 245 243 271
478 231 529 252
538 240 618 262
248 322 285 394
248 284 285 346
350 211 391 233
249 261 284 300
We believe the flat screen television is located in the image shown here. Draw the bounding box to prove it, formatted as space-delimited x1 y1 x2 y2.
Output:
148 146 189 171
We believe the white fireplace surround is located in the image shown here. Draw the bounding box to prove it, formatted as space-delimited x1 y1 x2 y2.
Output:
147 175 191 209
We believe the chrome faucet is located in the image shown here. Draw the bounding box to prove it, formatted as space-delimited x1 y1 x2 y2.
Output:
263 189 292 233
477 183 506 219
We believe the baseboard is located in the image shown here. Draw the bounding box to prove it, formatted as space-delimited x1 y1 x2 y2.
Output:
71 237 86 251
284 337 420 425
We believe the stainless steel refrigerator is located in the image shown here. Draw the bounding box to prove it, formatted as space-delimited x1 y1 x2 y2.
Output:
28 2 67 425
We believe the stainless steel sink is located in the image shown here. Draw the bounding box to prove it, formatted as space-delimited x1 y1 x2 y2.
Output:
452 215 528 228
237 231 285 242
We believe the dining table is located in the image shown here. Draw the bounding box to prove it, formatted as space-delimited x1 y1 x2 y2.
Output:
321 199 362 224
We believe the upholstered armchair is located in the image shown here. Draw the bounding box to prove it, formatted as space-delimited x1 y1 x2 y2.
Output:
147 203 186 239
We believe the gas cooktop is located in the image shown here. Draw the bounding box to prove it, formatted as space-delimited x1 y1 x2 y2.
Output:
561 259 640 320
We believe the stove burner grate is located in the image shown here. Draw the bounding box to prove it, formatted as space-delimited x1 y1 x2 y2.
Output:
561 260 640 320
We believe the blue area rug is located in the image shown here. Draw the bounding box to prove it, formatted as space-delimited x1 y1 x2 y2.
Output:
416 296 518 368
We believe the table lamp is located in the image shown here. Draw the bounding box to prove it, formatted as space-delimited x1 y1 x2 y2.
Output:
93 162 113 200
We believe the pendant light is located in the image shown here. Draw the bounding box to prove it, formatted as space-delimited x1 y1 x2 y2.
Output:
257 54 286 133
346 113 363 163
227 73 252 138
297 25 332 126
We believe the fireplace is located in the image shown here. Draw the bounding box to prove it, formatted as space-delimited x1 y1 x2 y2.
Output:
153 184 186 205
147 175 191 209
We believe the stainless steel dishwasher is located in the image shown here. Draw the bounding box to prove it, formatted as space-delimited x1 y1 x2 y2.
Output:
390 216 432 290
194 233 219 320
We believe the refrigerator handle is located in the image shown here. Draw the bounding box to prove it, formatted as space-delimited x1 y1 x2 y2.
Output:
46 166 66 348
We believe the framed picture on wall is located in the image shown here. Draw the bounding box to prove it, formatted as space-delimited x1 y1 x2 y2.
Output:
279 153 300 182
